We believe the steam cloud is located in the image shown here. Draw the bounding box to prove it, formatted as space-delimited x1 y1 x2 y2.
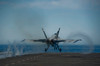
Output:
14 9 45 39
67 32 94 54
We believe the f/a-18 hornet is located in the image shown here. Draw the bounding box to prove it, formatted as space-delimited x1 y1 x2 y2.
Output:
22 28 82 52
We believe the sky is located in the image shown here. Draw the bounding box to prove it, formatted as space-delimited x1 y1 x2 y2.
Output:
0 0 100 44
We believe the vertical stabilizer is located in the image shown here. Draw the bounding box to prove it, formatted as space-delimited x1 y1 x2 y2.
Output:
55 28 60 39
42 28 48 39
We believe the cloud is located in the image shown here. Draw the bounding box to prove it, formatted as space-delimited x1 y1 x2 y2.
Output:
13 0 100 9
26 0 81 9
0 0 100 9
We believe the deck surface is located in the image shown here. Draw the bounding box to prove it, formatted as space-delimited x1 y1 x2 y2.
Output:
0 53 100 66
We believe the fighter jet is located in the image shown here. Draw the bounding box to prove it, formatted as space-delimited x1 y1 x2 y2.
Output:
21 28 82 52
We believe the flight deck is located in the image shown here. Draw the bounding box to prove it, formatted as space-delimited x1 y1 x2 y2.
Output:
0 53 100 66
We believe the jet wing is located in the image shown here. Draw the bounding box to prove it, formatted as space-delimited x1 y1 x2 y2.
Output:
21 39 47 43
54 39 82 43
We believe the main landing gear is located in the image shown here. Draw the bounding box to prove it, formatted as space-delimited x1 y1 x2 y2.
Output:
59 48 62 52
44 44 62 52
45 48 48 52
45 48 62 52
